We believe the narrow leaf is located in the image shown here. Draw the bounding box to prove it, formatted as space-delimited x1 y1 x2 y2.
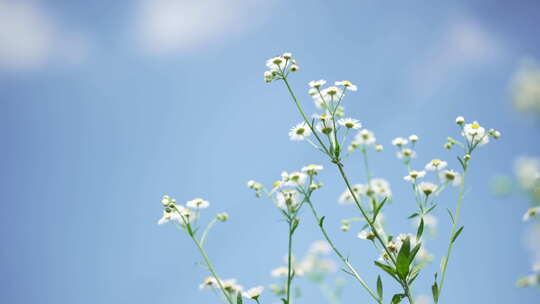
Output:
416 218 425 241
376 275 383 300
319 216 326 227
374 261 397 278
237 292 243 304
451 226 465 243
396 237 411 279
446 208 455 224
409 242 422 263
391 294 405 304
407 212 419 219
425 203 437 214
432 281 439 303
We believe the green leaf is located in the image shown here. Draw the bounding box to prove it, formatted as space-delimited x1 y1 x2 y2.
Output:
374 261 397 278
391 293 405 304
396 237 411 279
457 156 466 171
373 197 388 221
376 275 383 300
319 216 326 227
281 298 288 304
432 280 439 303
451 226 465 243
416 218 425 241
237 292 243 304
425 203 437 214
407 212 419 219
446 208 455 224
409 242 422 263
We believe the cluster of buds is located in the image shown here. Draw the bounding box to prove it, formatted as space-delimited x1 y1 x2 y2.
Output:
264 52 298 83
247 180 263 197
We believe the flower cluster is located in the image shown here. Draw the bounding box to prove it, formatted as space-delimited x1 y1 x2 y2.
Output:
264 52 299 83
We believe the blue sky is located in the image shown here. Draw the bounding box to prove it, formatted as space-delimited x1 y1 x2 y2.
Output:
1 0 539 303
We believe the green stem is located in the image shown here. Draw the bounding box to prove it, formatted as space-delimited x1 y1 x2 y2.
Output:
306 200 382 303
190 234 234 304
200 218 218 247
437 169 467 301
286 219 294 304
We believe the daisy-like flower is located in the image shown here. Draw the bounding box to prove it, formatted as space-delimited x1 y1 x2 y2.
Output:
425 159 448 171
289 122 312 141
516 274 540 287
161 195 174 206
463 121 489 146
222 279 243 293
186 198 210 209
335 80 358 91
243 286 264 299
375 144 384 152
418 182 438 196
392 137 408 147
338 118 362 129
302 164 324 175
416 247 434 263
276 189 300 210
309 79 327 89
397 148 416 159
199 276 220 290
271 266 289 277
355 129 376 145
369 178 392 198
247 180 263 191
283 171 307 186
523 206 540 221
316 120 334 135
357 230 375 241
158 205 195 225
338 184 367 204
456 116 465 125
321 86 342 99
409 134 419 142
404 170 426 182
439 169 462 186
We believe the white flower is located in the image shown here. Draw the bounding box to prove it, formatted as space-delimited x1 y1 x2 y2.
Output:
199 276 220 290
247 180 263 191
455 116 465 125
392 137 408 147
276 189 300 210
266 56 288 71
425 159 447 171
308 240 332 255
418 214 438 229
375 144 384 152
369 178 392 198
357 230 375 240
409 134 419 142
283 171 307 186
404 170 426 182
338 184 367 204
417 182 438 196
158 205 195 225
338 118 362 129
416 247 434 263
462 121 489 146
335 80 358 91
222 279 243 292
186 198 210 209
161 195 173 206
316 120 334 135
439 169 462 186
511 60 540 115
271 266 289 277
302 164 323 175
309 79 327 89
516 274 540 287
523 206 540 221
396 148 416 159
243 286 264 299
289 122 312 141
355 129 376 145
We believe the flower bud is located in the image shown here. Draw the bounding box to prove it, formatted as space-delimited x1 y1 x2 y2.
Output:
455 116 465 125
375 144 384 152
216 212 229 222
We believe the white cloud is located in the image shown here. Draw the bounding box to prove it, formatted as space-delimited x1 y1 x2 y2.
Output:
0 1 89 70
134 0 272 54
408 16 505 99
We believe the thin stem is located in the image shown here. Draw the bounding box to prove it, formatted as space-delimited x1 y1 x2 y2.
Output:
255 298 261 304
306 200 382 303
437 168 467 302
361 148 372 184
187 232 234 304
286 219 294 304
200 218 218 247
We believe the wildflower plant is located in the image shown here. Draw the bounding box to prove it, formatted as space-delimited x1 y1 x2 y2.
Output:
157 52 501 304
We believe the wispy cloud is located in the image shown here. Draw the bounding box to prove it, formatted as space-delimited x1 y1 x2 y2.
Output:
133 0 273 55
0 1 89 70
408 15 505 99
